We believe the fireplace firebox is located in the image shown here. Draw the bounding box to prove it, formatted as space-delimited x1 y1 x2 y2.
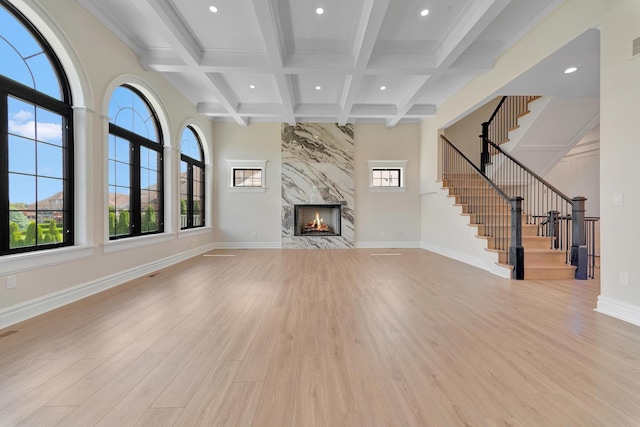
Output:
294 204 342 236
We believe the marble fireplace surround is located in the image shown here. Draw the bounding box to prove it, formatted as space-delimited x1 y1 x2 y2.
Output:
281 123 354 249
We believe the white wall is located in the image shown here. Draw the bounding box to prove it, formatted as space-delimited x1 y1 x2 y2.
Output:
0 0 216 327
544 125 600 217
354 123 421 247
597 0 640 325
211 122 282 247
443 97 501 168
210 122 422 248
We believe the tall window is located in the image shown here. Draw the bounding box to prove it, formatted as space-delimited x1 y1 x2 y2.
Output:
0 1 73 255
108 85 163 239
180 126 204 229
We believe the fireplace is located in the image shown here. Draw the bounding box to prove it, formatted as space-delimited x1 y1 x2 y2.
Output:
294 204 342 236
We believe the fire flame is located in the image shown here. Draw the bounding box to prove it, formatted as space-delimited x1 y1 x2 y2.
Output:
304 211 329 232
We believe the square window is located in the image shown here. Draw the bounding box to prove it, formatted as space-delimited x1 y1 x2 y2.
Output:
372 168 401 187
233 168 263 187
227 160 267 192
368 161 407 192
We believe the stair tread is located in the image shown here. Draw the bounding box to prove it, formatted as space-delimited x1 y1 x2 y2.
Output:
487 248 565 254
525 264 575 269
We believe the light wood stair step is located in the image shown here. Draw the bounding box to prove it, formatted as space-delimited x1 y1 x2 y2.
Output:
492 249 567 265
494 262 576 280
470 223 539 237
477 235 556 250
525 265 576 280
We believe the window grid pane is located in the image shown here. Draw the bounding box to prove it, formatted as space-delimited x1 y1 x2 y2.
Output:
233 168 262 187
371 168 401 187
0 4 63 100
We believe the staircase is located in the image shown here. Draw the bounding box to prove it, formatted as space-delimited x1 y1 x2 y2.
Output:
441 172 576 280
486 95 600 177
440 95 591 280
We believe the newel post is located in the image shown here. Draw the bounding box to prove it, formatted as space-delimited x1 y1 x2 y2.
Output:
571 196 588 280
480 122 489 174
510 197 524 280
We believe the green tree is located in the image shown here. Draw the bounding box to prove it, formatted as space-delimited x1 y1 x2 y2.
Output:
44 219 62 243
142 206 157 232
193 200 201 215
9 211 29 230
116 211 130 235
109 211 117 236
24 221 43 246
9 222 23 248
180 199 187 215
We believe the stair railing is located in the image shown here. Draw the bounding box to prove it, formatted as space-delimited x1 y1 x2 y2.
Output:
480 136 588 279
585 217 599 279
441 136 524 279
481 96 539 172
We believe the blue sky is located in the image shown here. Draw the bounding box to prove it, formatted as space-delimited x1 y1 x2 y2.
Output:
3 4 201 209
2 5 65 207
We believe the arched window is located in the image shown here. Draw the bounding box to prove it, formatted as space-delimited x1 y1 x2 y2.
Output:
108 85 163 239
0 1 73 255
180 126 205 229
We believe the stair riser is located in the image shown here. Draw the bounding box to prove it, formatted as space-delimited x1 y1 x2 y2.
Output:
522 237 556 250
454 196 506 205
473 224 538 237
498 251 567 265
525 269 576 280
485 237 555 250
466 213 527 223
456 204 511 214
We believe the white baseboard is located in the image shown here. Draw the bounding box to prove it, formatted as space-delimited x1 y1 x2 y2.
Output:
213 242 282 249
355 242 421 249
420 242 511 279
0 243 216 330
595 296 640 327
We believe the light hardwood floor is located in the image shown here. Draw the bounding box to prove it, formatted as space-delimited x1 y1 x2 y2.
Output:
0 249 638 426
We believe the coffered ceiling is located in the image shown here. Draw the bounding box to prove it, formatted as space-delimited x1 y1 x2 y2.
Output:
77 0 562 126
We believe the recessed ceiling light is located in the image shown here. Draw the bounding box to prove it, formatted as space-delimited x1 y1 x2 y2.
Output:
564 67 578 74
420 9 429 17
249 84 256 89
380 86 387 91
316 7 324 15
315 85 322 90
209 5 218 13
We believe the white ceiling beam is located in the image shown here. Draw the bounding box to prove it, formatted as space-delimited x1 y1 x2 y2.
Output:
197 102 228 115
294 104 342 116
251 0 296 125
338 0 391 125
435 0 511 69
206 73 249 126
387 0 511 127
141 50 492 76
132 0 249 126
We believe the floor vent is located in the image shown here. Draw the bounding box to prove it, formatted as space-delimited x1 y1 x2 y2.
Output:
0 331 19 340
148 273 159 278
